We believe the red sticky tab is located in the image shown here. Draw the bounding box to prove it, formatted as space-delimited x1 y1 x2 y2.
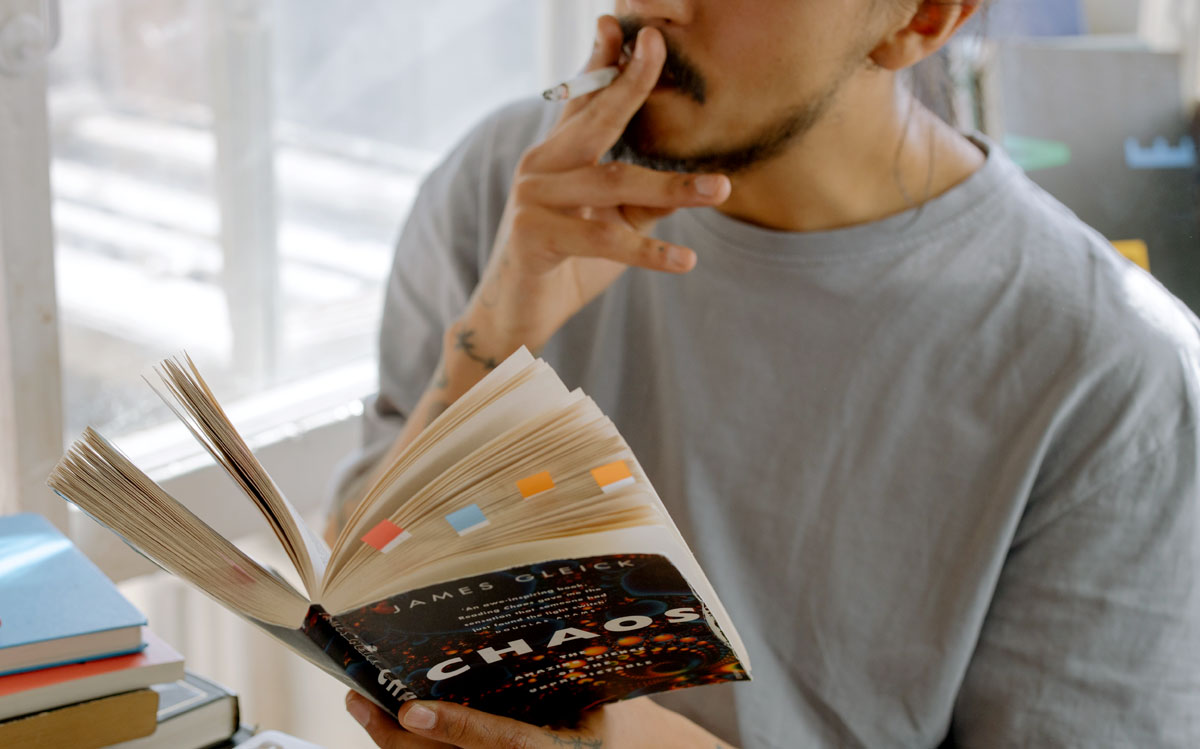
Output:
362 519 405 551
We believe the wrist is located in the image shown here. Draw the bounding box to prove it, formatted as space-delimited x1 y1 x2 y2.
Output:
437 316 521 399
446 304 542 366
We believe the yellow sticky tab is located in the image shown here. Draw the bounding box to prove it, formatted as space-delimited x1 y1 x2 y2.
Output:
517 471 555 499
591 460 635 492
1112 240 1150 271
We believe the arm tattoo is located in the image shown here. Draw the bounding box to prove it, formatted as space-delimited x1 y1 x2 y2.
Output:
542 733 603 749
454 328 499 369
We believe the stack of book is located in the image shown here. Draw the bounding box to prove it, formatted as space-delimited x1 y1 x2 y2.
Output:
0 513 241 748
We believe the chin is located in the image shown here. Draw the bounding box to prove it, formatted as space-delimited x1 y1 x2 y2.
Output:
613 106 708 170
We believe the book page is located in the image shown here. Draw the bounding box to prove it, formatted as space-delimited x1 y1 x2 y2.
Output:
327 350 577 580
323 393 677 613
48 430 312 628
150 356 329 598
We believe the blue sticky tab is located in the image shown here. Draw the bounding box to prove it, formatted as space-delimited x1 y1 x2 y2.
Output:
445 504 490 535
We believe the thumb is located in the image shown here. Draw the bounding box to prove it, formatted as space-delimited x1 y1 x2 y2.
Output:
345 692 446 749
396 699 543 749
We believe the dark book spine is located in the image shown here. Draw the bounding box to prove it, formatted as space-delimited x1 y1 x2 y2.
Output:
301 605 416 718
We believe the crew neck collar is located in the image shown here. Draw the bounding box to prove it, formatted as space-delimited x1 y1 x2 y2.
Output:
683 133 1023 266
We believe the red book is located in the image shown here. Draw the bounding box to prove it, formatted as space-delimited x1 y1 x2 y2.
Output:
0 628 184 721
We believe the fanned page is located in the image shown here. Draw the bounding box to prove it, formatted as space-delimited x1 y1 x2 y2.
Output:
326 349 573 581
47 430 311 627
150 356 330 597
320 395 667 612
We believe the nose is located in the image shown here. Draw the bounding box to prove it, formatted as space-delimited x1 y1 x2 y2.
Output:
616 0 694 26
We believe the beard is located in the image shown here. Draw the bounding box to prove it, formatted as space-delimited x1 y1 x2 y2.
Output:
608 92 841 175
608 16 849 175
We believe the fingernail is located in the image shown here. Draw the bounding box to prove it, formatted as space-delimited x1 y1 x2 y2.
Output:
402 704 438 730
666 246 694 271
634 28 649 60
694 175 725 197
346 699 370 728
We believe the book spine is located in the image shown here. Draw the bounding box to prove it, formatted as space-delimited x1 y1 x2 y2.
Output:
302 605 416 717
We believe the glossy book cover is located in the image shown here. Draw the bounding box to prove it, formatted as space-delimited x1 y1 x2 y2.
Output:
300 553 748 724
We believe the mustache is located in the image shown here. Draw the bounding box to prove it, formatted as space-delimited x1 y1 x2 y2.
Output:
617 17 707 105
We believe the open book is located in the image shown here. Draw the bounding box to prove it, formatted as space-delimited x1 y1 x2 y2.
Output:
48 348 750 724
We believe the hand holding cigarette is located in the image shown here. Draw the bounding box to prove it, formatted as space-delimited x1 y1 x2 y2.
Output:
451 16 731 364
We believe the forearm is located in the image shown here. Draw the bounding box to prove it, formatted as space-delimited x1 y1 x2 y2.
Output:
373 315 515 475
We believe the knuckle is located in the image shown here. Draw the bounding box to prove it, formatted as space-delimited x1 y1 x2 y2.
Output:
598 161 626 188
517 145 546 174
636 238 662 267
438 713 472 744
587 220 619 247
594 110 626 137
510 174 538 205
675 174 697 199
509 207 540 240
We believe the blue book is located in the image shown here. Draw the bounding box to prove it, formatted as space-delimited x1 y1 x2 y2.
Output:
0 513 146 676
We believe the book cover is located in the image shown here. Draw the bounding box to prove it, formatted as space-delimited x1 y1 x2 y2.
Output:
0 688 159 749
0 513 146 676
0 628 185 721
308 553 747 725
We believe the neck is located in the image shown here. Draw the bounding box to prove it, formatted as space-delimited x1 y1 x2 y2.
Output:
716 72 986 233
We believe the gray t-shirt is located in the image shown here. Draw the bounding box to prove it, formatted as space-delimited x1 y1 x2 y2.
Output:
334 98 1200 747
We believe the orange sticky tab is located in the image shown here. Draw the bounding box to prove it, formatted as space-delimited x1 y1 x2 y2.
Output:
517 471 555 499
362 519 405 551
591 460 634 492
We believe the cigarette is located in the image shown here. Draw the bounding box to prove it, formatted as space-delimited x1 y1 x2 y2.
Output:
542 66 620 102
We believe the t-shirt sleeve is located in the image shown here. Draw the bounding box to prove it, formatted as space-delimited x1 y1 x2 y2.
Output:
951 311 1200 745
325 99 550 515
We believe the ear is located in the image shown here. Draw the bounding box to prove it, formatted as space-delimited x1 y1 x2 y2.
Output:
869 1 980 71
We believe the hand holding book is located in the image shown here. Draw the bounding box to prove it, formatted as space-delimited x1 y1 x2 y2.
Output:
49 347 750 725
345 688 739 748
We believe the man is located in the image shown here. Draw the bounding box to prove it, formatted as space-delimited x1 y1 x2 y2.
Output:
328 1 1200 746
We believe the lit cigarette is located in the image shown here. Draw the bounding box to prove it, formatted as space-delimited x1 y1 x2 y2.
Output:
542 66 620 102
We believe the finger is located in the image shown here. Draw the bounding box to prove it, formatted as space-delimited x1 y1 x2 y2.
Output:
620 205 677 234
397 700 548 749
515 162 730 210
561 14 625 119
511 206 697 274
533 26 666 169
346 692 450 749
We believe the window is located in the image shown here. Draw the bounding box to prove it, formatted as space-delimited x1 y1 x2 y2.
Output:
1 0 610 565
52 0 548 443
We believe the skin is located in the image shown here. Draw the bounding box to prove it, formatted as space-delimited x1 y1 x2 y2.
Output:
330 1 983 745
